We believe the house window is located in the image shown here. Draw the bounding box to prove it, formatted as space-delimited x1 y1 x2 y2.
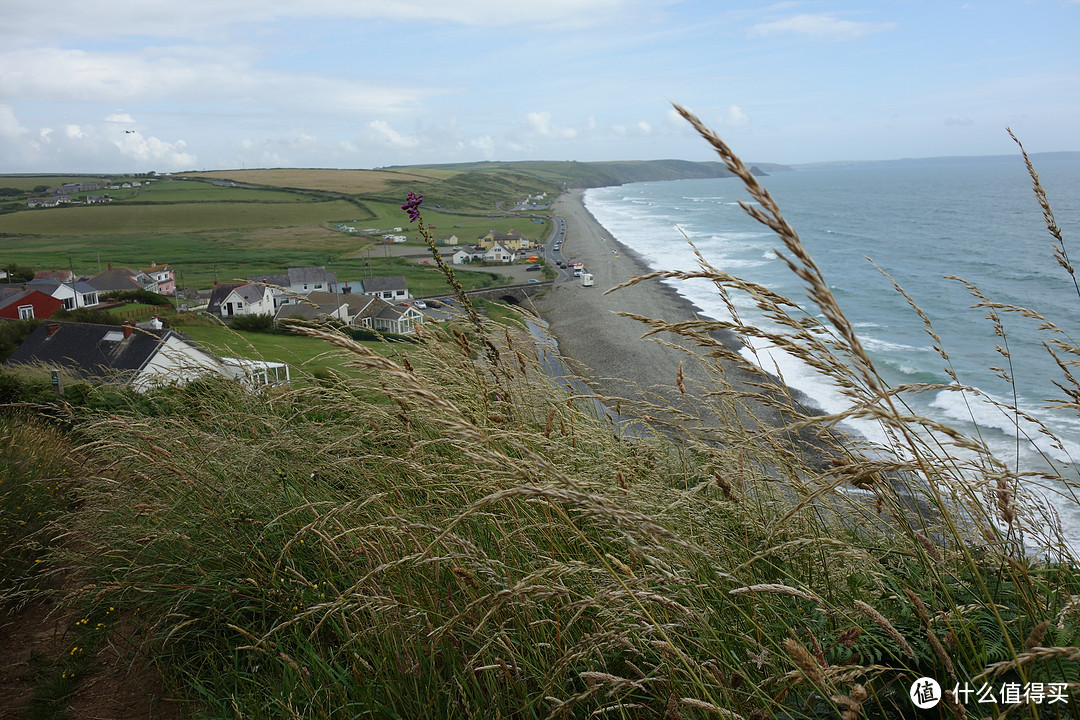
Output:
18 305 34 319
383 291 392 299
315 283 323 289
63 298 76 310
236 302 243 308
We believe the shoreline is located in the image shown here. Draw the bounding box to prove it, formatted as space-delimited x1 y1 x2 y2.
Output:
530 189 837 462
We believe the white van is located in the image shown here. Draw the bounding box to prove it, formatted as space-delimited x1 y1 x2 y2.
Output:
581 273 594 287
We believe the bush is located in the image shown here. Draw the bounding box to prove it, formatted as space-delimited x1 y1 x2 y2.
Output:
101 289 173 306
51 307 122 325
229 313 275 332
0 319 40 362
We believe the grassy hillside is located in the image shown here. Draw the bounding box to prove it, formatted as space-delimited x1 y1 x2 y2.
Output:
2 120 1079 718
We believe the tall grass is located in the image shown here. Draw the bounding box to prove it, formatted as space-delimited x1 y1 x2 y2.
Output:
3 110 1080 719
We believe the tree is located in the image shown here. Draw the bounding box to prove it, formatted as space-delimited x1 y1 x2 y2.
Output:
2 263 35 282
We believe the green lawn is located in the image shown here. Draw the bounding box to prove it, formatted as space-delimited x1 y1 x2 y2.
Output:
177 323 402 378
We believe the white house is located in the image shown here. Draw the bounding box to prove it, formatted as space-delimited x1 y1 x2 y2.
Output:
207 283 275 318
248 266 339 308
360 276 409 301
452 247 485 264
483 243 516 264
372 304 425 335
27 279 100 310
4 321 231 393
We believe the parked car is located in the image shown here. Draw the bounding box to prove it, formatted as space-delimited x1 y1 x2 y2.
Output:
413 300 427 309
528 279 540 284
526 264 542 272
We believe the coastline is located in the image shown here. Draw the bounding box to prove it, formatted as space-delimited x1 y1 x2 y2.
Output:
531 189 835 460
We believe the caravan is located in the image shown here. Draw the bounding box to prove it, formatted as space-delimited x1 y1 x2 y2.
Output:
581 273 594 287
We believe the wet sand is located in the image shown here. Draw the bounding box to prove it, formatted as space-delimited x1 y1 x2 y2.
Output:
531 189 833 459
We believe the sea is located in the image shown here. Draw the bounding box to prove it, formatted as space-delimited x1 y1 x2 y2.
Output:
583 154 1080 548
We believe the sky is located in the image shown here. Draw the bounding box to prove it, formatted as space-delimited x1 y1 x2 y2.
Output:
1 0 1078 174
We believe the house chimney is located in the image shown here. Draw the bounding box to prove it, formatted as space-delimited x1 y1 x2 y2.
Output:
123 321 134 339
46 323 60 337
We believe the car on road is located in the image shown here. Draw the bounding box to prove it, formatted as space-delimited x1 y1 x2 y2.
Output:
528 279 540 283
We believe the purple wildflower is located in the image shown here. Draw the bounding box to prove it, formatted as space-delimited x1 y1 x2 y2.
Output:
400 192 423 223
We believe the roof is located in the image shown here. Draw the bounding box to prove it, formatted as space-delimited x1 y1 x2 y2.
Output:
234 284 269 304
248 272 290 287
0 287 39 310
3 321 186 381
33 270 74 282
26 278 99 295
86 266 144 292
206 283 246 312
273 291 346 321
287 266 337 286
362 276 408 293
352 296 390 320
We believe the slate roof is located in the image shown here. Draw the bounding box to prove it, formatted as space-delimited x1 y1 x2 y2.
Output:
362 276 408 293
287 266 337 286
206 283 246 313
4 321 183 381
86 266 144 292
234 284 269 304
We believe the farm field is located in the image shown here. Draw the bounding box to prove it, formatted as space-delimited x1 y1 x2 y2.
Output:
0 169 551 294
183 168 454 195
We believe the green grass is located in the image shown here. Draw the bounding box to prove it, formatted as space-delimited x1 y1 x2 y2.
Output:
0 199 360 236
2 128 1079 720
176 323 400 377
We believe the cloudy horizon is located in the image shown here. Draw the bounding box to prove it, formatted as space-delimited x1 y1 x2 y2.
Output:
1 1 1077 174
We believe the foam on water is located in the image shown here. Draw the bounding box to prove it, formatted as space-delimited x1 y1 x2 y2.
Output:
584 160 1080 549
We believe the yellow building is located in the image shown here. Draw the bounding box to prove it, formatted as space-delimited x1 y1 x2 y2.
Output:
477 229 531 251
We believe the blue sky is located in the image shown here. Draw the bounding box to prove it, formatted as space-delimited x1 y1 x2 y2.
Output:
1 1 1077 173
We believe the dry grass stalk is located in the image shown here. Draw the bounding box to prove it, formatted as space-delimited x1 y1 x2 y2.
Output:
853 600 915 659
782 637 826 689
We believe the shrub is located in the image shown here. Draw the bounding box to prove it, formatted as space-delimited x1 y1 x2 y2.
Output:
228 313 275 332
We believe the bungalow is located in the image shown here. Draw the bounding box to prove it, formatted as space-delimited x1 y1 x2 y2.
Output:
26 279 100 310
248 266 339 308
273 291 350 324
483 244 516 264
452 247 485 264
342 294 387 329
359 276 409 301
207 283 275 318
0 287 64 320
87 264 158 294
372 303 425 335
4 321 229 392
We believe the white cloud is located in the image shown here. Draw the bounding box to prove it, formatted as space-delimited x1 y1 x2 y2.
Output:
65 124 86 139
0 0 638 45
368 120 420 148
114 133 197 167
717 105 749 127
0 48 425 117
747 14 897 41
0 104 29 139
106 112 136 124
527 112 577 139
465 135 495 158
945 115 974 126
